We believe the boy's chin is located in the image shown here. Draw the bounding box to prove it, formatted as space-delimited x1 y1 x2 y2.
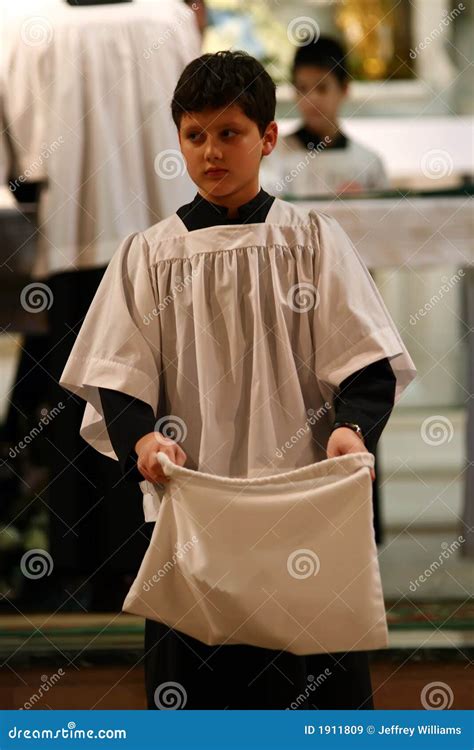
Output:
197 181 235 198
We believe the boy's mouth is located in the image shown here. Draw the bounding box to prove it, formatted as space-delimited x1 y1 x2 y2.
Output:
205 168 228 177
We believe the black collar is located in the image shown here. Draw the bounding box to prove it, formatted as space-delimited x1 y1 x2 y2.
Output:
294 126 348 152
177 188 275 232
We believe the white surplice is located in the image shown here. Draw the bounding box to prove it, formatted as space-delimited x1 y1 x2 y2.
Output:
59 197 416 521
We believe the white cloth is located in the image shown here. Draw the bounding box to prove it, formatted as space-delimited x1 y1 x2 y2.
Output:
122 450 388 655
59 197 417 521
1 0 200 278
261 130 389 198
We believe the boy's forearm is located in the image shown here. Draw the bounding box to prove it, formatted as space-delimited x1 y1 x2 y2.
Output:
98 387 156 481
333 357 396 453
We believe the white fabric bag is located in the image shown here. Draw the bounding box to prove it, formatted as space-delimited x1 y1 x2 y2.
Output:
122 450 388 655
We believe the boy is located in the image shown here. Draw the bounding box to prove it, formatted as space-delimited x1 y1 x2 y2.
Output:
60 50 415 709
261 36 389 197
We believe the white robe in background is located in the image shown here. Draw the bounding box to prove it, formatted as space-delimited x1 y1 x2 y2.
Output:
59 197 416 521
1 0 200 278
261 129 389 198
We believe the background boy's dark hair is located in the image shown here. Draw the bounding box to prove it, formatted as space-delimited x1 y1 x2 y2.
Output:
171 50 276 136
292 35 349 87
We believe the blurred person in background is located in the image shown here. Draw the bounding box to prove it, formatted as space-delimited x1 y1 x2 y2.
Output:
262 35 389 196
0 0 205 610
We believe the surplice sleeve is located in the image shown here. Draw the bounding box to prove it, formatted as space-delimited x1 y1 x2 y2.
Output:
59 231 162 461
310 210 416 403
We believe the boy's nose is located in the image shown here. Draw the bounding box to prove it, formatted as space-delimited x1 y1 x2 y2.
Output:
204 139 223 161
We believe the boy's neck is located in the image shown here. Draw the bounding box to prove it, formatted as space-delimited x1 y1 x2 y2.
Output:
305 121 341 144
198 179 260 219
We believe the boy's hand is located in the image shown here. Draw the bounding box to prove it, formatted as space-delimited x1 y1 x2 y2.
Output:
326 427 376 481
134 432 187 484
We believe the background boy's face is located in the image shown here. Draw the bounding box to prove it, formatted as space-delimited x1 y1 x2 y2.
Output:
178 104 277 199
293 66 348 133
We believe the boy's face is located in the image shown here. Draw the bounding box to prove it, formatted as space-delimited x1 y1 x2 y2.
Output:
293 66 348 134
178 104 277 201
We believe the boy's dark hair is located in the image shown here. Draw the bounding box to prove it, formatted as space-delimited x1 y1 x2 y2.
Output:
292 36 349 87
171 50 276 136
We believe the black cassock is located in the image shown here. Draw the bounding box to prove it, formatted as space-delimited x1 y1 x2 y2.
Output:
99 190 396 709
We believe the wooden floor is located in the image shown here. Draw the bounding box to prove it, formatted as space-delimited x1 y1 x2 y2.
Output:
1 661 472 710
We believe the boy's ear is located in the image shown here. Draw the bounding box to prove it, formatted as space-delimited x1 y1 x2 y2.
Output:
262 121 278 157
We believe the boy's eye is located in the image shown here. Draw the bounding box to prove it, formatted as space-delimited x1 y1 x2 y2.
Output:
222 129 238 138
188 132 204 141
